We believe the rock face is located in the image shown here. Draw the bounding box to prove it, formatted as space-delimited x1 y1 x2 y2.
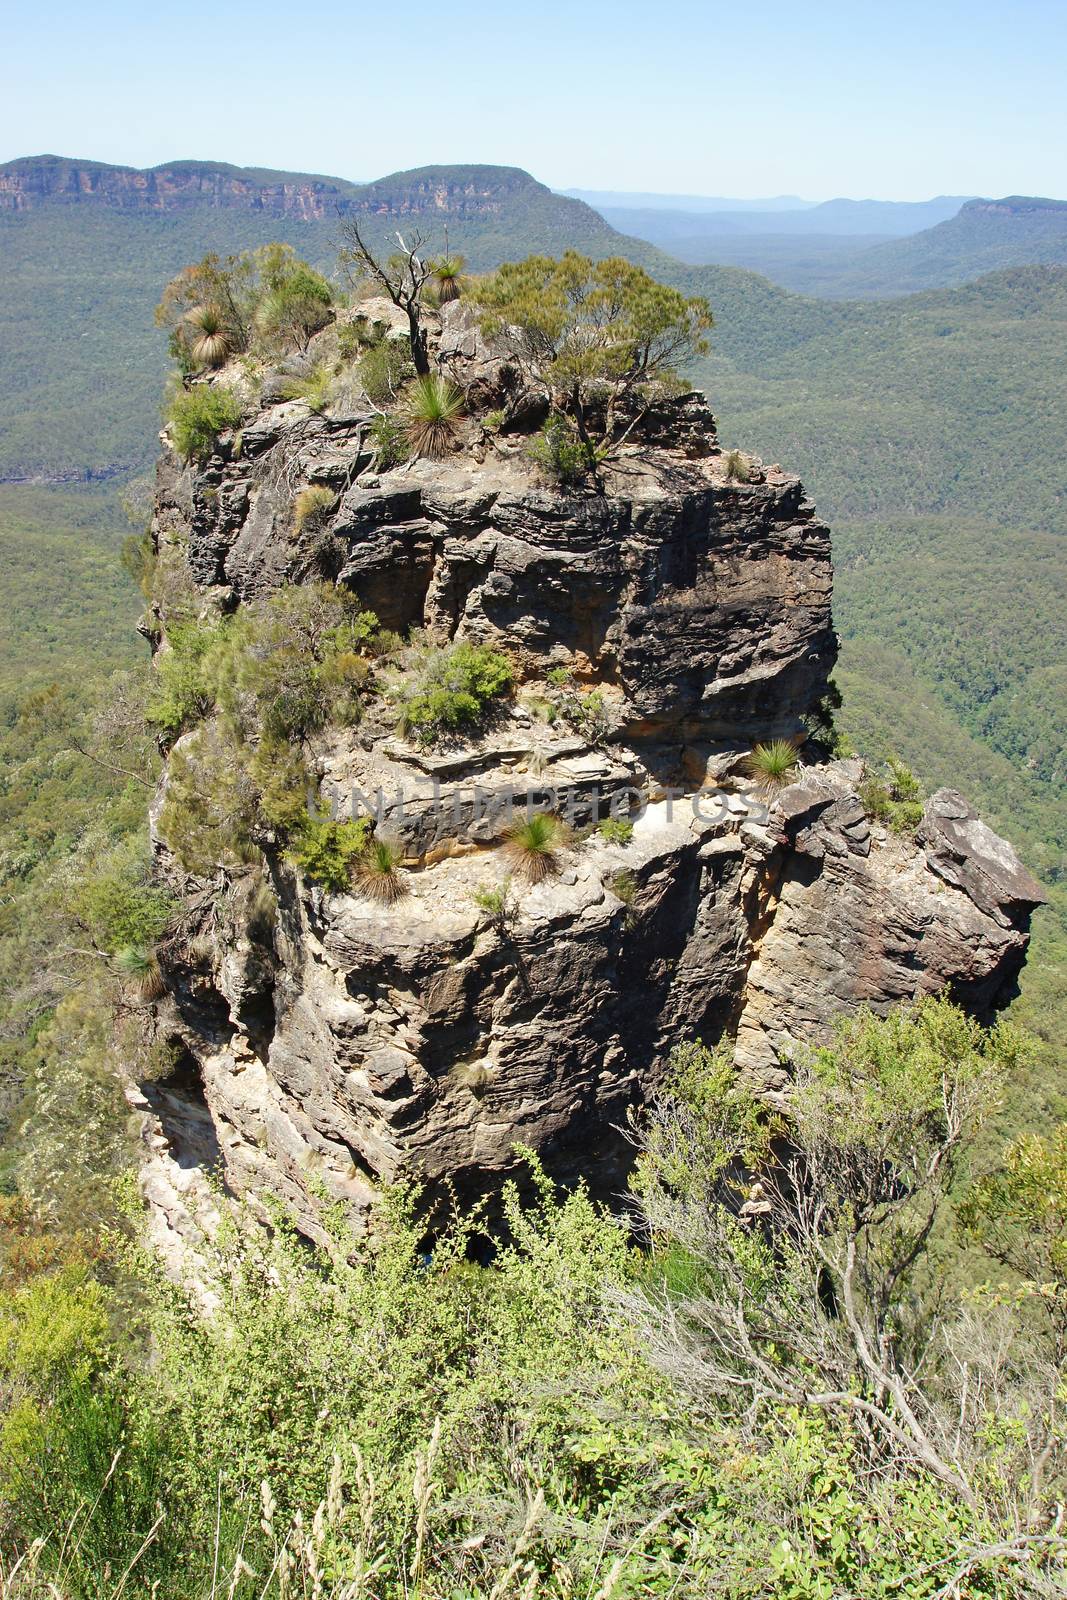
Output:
137 307 1045 1256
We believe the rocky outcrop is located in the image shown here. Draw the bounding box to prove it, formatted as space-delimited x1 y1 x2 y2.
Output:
136 305 1046 1257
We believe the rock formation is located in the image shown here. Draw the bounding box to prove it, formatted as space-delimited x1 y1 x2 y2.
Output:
135 298 1045 1258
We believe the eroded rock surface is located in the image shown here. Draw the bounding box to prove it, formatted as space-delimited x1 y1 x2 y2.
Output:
136 317 1045 1255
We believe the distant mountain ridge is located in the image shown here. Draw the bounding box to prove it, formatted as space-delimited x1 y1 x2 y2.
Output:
809 194 1067 297
0 155 617 231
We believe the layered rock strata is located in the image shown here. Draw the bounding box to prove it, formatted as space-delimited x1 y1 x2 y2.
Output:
137 303 1045 1255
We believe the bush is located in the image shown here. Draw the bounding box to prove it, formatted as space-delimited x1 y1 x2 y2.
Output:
75 861 173 956
529 413 597 485
281 365 335 415
216 585 379 742
721 447 754 482
392 639 514 746
597 816 634 845
860 756 925 834
146 616 229 736
358 339 414 405
253 250 333 352
166 383 243 464
368 412 408 470
292 483 337 534
288 814 372 892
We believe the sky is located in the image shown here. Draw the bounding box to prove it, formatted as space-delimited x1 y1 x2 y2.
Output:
4 0 1066 201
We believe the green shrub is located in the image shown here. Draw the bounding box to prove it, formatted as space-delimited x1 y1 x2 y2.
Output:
368 412 408 469
253 251 333 352
721 447 753 482
358 339 414 405
281 365 335 414
392 639 514 746
157 724 260 872
472 877 515 927
146 617 229 736
403 375 465 460
166 384 243 464
597 815 634 845
75 858 173 955
291 483 337 534
288 814 372 892
860 756 925 834
217 585 378 742
528 413 597 485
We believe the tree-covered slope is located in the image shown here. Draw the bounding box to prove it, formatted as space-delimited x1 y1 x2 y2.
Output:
821 196 1067 298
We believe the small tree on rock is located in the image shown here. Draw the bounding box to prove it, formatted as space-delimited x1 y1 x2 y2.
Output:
473 252 712 473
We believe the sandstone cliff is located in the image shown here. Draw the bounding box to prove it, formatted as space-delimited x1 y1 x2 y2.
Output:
134 298 1045 1257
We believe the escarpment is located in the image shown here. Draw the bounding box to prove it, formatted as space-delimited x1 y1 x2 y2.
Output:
134 294 1045 1257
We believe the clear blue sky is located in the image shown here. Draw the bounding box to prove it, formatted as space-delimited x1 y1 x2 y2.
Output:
4 0 1065 200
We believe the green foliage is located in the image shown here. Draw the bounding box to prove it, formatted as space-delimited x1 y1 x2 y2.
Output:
367 411 408 469
472 876 515 927
165 382 243 464
73 857 173 956
503 812 569 883
287 814 371 892
597 815 634 845
5 1008 1064 1597
721 446 753 481
961 1120 1067 1290
475 251 711 450
402 373 465 459
252 247 333 351
358 338 414 405
528 412 598 484
280 364 335 414
391 638 514 746
745 737 799 792
291 482 336 534
859 755 925 833
145 616 229 736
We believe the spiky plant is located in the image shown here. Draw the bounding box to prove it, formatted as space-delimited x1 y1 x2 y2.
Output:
746 738 799 794
432 254 466 303
354 836 408 904
292 484 337 534
186 305 232 369
403 375 465 460
722 448 752 483
503 813 570 884
114 944 167 1002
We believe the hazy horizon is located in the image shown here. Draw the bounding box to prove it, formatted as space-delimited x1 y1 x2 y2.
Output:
4 0 1066 203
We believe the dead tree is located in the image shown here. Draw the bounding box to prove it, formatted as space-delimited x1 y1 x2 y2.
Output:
339 222 432 377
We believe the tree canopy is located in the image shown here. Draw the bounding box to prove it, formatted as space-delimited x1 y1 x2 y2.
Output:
474 251 711 455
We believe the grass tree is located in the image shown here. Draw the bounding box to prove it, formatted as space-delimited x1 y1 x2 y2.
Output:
185 305 233 369
355 836 408 904
403 375 465 459
503 813 570 883
432 254 466 303
114 943 167 1002
745 737 799 793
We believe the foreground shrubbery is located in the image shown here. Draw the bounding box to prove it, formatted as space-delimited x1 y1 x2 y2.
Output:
1 999 1064 1597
